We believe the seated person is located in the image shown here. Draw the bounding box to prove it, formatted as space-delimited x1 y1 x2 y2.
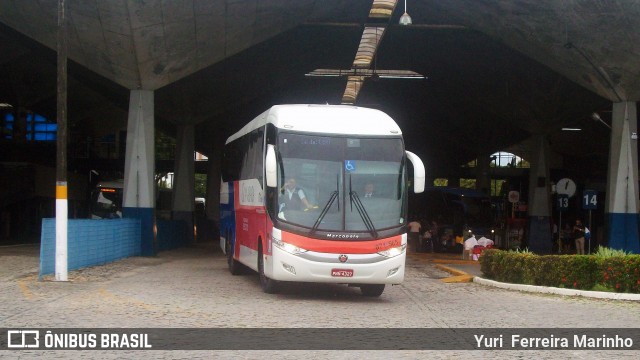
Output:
281 178 312 211
363 183 375 198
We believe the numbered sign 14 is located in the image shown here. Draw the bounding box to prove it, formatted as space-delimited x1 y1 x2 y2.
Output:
583 190 597 210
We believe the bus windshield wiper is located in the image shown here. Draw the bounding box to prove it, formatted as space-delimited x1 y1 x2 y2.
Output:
311 191 338 233
349 175 378 238
311 176 341 233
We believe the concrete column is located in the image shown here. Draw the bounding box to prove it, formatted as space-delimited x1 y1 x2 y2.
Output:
205 137 223 222
606 101 639 253
123 90 155 256
204 139 223 242
172 124 195 244
527 134 552 254
475 154 491 195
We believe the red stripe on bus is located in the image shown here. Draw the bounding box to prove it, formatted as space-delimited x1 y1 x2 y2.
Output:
281 231 402 254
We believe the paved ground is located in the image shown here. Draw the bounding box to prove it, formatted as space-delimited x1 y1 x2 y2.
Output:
1 242 639 359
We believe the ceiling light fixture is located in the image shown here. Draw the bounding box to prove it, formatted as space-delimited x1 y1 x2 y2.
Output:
399 0 412 25
0 103 13 108
305 69 425 79
561 127 582 131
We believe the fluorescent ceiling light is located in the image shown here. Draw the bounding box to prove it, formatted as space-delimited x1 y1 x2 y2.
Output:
561 127 582 131
0 103 13 108
378 74 426 79
306 69 425 79
304 72 340 77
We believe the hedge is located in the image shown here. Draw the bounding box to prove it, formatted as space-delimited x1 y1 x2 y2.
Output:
479 249 640 293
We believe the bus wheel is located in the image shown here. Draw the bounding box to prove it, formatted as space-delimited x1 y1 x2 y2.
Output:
258 244 279 294
226 236 242 275
360 284 385 297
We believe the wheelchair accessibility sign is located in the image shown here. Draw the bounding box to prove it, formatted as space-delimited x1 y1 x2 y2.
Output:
345 160 356 172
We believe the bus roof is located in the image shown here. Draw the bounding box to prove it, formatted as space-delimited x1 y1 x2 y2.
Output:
96 179 124 189
225 104 402 144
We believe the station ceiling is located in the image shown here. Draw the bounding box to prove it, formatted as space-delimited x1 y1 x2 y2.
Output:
0 1 637 180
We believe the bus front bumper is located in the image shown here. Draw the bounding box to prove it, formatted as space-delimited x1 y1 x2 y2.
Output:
267 246 406 284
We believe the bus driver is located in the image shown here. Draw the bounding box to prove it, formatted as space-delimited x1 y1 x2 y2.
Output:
281 178 312 211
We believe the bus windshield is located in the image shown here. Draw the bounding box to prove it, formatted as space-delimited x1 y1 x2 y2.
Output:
275 133 406 234
90 187 123 219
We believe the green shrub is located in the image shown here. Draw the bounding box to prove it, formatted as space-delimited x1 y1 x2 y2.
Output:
479 249 499 278
529 255 565 286
479 249 639 293
591 284 614 292
594 246 630 258
556 255 599 290
598 256 640 293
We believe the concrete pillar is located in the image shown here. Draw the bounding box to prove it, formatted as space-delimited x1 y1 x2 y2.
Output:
204 138 223 242
123 90 155 256
527 134 552 254
606 101 639 253
475 154 491 195
172 124 195 244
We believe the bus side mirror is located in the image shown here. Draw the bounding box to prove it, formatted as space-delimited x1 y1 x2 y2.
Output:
406 150 425 193
266 144 277 188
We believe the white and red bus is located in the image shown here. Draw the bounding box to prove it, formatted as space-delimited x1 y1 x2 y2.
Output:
219 105 425 297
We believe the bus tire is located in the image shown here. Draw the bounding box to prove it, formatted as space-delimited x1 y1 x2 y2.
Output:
258 243 279 294
360 284 385 297
226 234 242 275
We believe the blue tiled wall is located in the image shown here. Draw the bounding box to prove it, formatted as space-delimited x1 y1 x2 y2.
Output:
123 207 155 256
39 218 141 277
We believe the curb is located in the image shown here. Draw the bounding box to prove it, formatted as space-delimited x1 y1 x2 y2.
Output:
441 274 474 283
435 264 474 283
433 262 640 301
473 276 640 301
431 259 478 265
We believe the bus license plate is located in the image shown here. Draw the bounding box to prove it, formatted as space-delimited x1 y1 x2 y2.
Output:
331 269 353 277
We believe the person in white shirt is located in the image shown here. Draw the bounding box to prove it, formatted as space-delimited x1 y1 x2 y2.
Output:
281 178 312 211
408 218 422 251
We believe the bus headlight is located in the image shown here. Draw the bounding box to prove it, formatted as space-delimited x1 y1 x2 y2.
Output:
377 243 407 258
272 238 308 255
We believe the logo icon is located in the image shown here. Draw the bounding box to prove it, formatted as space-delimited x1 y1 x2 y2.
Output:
338 254 348 263
7 330 40 348
344 160 356 172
